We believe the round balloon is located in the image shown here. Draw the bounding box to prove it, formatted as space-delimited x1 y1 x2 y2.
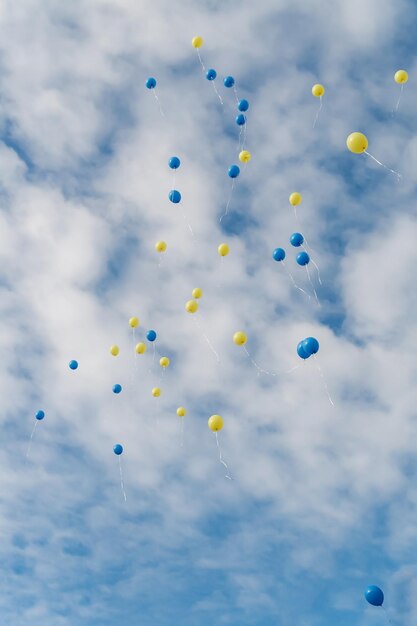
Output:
147 330 157 342
303 337 319 355
296 251 310 266
152 387 161 397
289 192 302 206
312 83 325 97
364 585 384 607
218 243 230 257
208 414 224 432
233 331 247 346
155 241 167 253
110 345 119 356
185 299 198 313
177 407 186 417
69 360 78 370
160 356 170 367
236 114 246 126
113 444 123 455
135 342 146 354
346 132 368 154
239 150 251 163
272 247 286 262
129 317 139 328
192 36 203 49
290 232 304 247
228 165 240 178
113 384 122 394
297 341 310 360
238 99 249 111
224 76 235 88
206 68 217 81
169 156 181 169
169 189 181 203
146 77 156 89
35 410 45 420
394 69 408 84
192 287 203 299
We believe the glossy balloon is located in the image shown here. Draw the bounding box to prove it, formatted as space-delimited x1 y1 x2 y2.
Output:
312 83 325 97
208 414 224 432
69 360 78 370
177 407 186 417
192 36 203 49
296 251 310 266
192 287 203 299
160 356 170 367
35 410 45 421
169 156 181 169
233 331 247 346
113 444 123 455
238 99 249 111
394 69 408 84
290 232 304 247
206 68 217 81
346 132 368 154
218 243 230 257
224 76 235 88
110 345 119 356
113 384 122 394
365 585 384 607
129 317 139 328
135 342 146 354
146 77 156 89
169 189 181 203
239 150 251 163
236 114 246 126
152 387 161 397
289 192 302 206
155 241 167 253
147 330 157 342
273 247 286 262
228 165 240 178
297 341 310 360
185 299 198 313
303 337 319 355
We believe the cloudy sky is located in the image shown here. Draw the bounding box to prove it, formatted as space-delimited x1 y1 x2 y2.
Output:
1 0 417 624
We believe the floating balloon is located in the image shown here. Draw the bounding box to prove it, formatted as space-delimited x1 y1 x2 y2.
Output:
394 69 408 84
312 83 325 97
152 387 161 397
233 331 247 346
297 341 310 360
239 150 251 163
192 287 203 299
147 330 157 342
273 247 286 262
192 36 203 48
69 360 78 370
169 156 181 169
177 407 186 417
35 410 45 421
218 243 230 257
159 356 170 368
303 337 319 355
364 585 384 607
113 444 123 455
289 192 302 206
296 251 310 266
224 76 235 88
113 384 122 394
135 342 146 354
113 444 127 501
206 68 217 81
129 317 139 328
238 99 249 111
228 164 240 178
236 114 246 126
208 414 224 432
169 189 181 204
346 132 368 154
146 77 156 89
110 345 119 356
185 299 199 313
155 241 167 253
290 232 304 247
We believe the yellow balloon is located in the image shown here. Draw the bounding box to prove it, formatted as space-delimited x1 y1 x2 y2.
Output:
233 331 247 346
155 241 167 253
110 345 119 356
394 69 408 84
192 287 203 299
129 316 139 328
208 414 224 432
312 83 325 97
177 406 186 417
185 299 199 313
160 356 170 368
192 36 203 49
289 192 302 206
152 387 161 397
135 342 146 354
239 150 251 163
218 243 230 257
346 132 368 154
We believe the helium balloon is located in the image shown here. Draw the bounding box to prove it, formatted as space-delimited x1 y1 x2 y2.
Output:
297 341 310 360
394 69 408 84
312 83 325 97
238 99 249 111
239 150 251 163
218 243 230 257
365 585 384 607
303 337 319 355
152 387 161 397
272 247 286 262
160 356 170 367
147 330 157 342
236 114 246 126
346 132 368 154
228 165 240 178
146 77 156 89
208 414 224 432
185 299 198 313
169 189 181 203
155 241 167 253
110 345 119 357
113 444 123 455
224 76 235 88
192 36 203 49
177 407 186 417
289 192 302 206
135 342 146 354
129 317 139 328
290 232 304 247
35 410 45 421
113 384 122 394
206 68 217 81
169 156 181 169
192 287 203 299
296 251 310 266
69 360 78 370
233 331 247 346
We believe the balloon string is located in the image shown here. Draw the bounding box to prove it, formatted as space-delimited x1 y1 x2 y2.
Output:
153 91 165 117
381 605 394 625
237 125 244 151
394 83 404 113
118 456 127 502
312 95 323 128
309 257 323 285
215 432 232 480
364 151 402 181
211 82 224 105
282 261 311 301
197 49 206 72
233 85 239 104
305 265 320 306
243 346 277 377
313 355 334 406
148 343 156 374
192 317 220 363
180 415 184 448
26 421 38 458
219 179 235 223
180 206 195 239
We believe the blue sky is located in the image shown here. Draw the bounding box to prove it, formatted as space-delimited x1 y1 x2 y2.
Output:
1 0 417 624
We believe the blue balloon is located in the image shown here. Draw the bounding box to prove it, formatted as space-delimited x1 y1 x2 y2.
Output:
228 165 240 179
113 384 122 394
297 341 310 360
69 360 78 370
238 99 249 112
290 232 304 247
147 330 157 342
365 585 384 607
272 247 286 262
224 75 235 88
236 114 246 126
296 251 310 266
303 337 319 355
169 156 180 169
146 77 156 89
169 189 181 203
206 68 217 81
113 444 123 456
35 410 45 421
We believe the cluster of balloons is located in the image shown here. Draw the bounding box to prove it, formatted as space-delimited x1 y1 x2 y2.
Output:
185 287 203 314
296 337 319 360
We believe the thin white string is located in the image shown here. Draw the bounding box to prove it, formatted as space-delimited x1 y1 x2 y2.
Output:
313 355 334 406
309 257 323 285
305 265 320 306
233 85 239 104
313 95 323 128
215 432 232 480
243 346 277 377
381 605 393 625
219 179 236 223
197 50 206 72
237 125 244 151
118 456 127 502
394 83 404 113
364 151 402 181
180 206 195 239
282 261 312 301
180 415 184 448
211 82 224 105
192 316 220 363
26 421 38 458
153 91 165 117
